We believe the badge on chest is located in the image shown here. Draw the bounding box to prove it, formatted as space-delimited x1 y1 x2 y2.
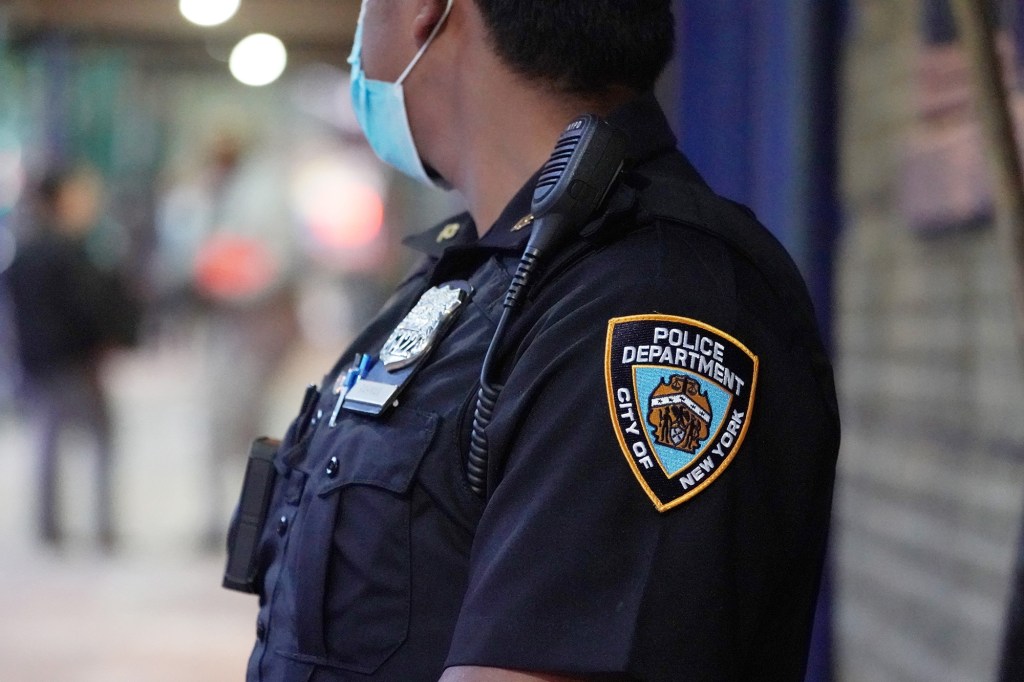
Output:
340 281 473 417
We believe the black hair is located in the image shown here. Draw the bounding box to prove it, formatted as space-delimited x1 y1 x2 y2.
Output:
472 0 675 95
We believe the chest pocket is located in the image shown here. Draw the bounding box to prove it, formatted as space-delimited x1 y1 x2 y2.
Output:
284 407 439 674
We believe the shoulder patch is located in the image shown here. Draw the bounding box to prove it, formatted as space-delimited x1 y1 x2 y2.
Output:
605 315 758 512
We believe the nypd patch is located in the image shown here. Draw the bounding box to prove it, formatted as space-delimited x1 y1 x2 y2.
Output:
605 315 758 512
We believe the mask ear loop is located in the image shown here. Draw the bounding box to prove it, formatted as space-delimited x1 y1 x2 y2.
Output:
396 0 455 85
346 0 368 69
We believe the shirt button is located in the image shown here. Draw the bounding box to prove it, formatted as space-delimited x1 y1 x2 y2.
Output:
325 456 339 478
256 619 267 641
276 515 288 536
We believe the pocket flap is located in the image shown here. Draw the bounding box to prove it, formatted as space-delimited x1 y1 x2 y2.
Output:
317 408 439 496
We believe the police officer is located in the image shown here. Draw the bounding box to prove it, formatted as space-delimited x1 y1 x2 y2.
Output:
229 1 840 680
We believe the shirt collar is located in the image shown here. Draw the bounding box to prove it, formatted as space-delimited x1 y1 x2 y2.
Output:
403 92 682 258
402 212 477 257
609 91 682 165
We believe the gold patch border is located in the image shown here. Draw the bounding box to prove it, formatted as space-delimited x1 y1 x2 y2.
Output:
605 314 760 513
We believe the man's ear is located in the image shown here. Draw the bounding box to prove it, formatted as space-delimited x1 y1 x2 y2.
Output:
412 0 451 46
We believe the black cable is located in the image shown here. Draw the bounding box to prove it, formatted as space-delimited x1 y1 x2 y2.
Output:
465 114 627 498
466 254 536 496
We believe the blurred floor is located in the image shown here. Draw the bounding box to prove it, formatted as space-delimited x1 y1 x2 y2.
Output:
0 332 339 681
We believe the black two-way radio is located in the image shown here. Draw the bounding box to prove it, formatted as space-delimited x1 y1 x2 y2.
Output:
466 114 627 497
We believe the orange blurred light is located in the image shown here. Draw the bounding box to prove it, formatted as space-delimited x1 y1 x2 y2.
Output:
193 234 278 302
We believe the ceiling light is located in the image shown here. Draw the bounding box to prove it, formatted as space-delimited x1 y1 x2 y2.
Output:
229 33 288 87
179 0 241 27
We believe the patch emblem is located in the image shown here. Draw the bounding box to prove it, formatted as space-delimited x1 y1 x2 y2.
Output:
605 315 758 512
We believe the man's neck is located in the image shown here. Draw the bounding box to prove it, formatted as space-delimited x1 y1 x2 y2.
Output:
450 89 571 235
437 66 633 236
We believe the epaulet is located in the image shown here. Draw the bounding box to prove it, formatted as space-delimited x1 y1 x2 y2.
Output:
633 166 822 344
401 212 474 257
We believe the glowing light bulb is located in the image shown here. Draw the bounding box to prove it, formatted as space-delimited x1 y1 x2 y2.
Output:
229 33 288 87
179 0 240 27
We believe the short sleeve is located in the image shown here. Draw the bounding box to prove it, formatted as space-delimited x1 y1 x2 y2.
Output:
445 228 757 680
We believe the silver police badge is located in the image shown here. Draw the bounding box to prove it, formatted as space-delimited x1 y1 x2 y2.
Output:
380 284 469 371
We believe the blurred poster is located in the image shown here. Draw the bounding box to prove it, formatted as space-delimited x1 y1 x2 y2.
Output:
901 0 1023 235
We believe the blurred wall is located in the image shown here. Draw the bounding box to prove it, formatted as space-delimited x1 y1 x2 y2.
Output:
836 0 1024 679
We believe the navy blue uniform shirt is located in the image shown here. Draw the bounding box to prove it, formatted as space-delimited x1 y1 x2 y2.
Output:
238 94 840 681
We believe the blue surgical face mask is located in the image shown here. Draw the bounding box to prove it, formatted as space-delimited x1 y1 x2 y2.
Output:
348 0 454 186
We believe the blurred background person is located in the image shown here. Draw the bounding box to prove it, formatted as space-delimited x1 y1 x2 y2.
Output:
2 165 141 551
156 131 300 550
